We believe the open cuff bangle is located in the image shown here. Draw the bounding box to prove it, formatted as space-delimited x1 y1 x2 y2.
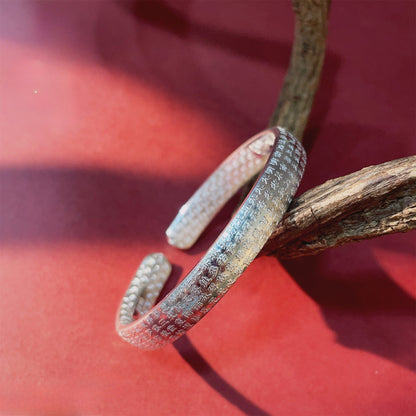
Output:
116 127 306 350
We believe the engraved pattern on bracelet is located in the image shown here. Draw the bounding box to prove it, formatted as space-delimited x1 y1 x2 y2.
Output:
116 127 306 350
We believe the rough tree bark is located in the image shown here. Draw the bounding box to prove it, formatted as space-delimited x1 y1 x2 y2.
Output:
269 0 331 139
262 0 415 258
262 156 416 259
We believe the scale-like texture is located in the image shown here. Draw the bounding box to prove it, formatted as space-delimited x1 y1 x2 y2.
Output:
116 127 306 349
166 131 276 249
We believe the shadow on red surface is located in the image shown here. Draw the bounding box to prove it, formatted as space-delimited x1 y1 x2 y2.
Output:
283 252 416 373
0 165 414 415
0 166 198 244
1 1 414 414
174 335 271 416
120 0 342 149
0 0 341 144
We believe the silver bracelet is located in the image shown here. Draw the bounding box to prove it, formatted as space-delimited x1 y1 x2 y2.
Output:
116 127 306 350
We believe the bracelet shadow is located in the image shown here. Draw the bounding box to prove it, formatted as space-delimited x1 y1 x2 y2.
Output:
1 154 414 412
3 0 412 410
173 335 271 416
0 165 271 415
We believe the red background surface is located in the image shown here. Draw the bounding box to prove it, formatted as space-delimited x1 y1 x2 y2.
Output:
0 1 415 415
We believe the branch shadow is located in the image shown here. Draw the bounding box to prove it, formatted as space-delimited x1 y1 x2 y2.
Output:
0 164 271 414
117 0 342 147
120 0 290 66
0 165 239 253
0 0 341 138
281 247 416 373
1 164 414 412
0 0 347 412
0 166 198 244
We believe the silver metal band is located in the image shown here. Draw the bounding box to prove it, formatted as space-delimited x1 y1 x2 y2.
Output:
116 127 306 350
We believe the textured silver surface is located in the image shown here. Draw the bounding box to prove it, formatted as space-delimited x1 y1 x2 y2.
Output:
166 131 276 249
118 253 172 326
116 127 306 350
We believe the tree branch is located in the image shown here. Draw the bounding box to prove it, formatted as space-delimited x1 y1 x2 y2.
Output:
261 156 416 259
269 0 331 139
239 0 330 204
241 0 415 258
